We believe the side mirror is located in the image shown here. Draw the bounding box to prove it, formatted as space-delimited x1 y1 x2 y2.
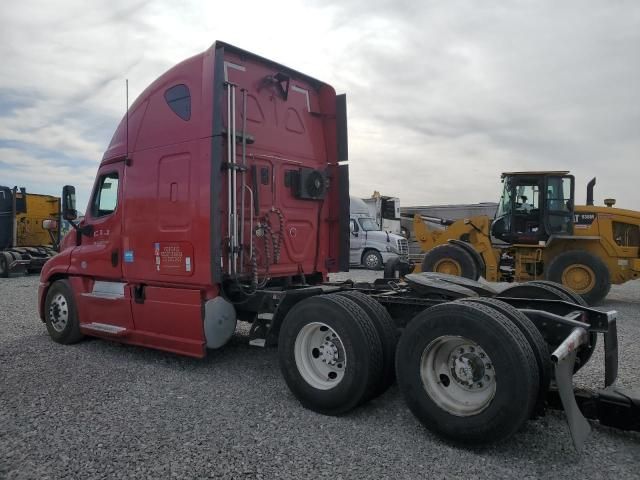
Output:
62 185 77 221
42 219 58 231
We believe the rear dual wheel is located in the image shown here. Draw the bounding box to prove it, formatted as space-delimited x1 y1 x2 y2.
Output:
458 297 551 416
499 281 596 372
336 290 399 396
396 302 540 444
278 293 395 415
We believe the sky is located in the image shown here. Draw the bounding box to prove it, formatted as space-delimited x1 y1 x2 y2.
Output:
1 0 638 211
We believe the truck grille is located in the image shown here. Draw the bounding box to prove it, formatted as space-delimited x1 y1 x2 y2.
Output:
396 238 409 258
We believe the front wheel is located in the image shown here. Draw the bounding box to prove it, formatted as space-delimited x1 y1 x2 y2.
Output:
362 250 383 270
44 279 83 344
421 244 479 280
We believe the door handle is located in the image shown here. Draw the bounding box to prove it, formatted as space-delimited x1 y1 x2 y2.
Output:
111 249 119 267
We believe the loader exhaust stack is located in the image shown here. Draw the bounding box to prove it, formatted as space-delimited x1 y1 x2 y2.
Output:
586 177 596 206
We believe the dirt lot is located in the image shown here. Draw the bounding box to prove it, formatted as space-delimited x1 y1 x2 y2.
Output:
1 272 639 479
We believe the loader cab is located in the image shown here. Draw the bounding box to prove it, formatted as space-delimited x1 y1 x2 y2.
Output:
492 172 575 244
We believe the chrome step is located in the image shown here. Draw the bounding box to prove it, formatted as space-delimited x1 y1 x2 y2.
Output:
81 322 129 336
81 292 122 300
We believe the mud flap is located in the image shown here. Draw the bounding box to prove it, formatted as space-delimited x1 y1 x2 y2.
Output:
554 348 591 451
552 327 591 451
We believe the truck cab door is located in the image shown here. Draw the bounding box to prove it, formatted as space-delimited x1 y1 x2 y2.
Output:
349 218 364 264
70 161 133 332
492 176 545 244
543 175 574 236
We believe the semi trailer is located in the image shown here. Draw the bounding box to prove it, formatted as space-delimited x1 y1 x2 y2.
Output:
38 41 638 450
362 192 403 236
0 185 60 277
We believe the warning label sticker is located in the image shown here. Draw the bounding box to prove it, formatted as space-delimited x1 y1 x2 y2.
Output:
154 241 194 276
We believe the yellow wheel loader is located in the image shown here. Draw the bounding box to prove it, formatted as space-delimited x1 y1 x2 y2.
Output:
408 172 640 305
0 186 61 277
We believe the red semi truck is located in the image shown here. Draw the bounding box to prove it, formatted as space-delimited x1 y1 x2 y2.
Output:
38 42 638 449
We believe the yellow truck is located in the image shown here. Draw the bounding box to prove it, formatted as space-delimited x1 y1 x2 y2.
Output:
0 186 60 277
410 172 640 305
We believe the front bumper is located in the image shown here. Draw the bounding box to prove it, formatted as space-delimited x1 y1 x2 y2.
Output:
381 251 400 263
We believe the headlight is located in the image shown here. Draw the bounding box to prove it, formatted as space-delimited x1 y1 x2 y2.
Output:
386 245 393 252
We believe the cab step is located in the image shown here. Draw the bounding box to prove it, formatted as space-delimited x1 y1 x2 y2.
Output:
81 323 129 337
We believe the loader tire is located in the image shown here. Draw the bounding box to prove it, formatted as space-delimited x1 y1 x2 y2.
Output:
278 294 383 415
421 244 479 280
336 290 398 397
497 282 596 372
44 279 83 344
458 297 551 416
396 302 539 445
545 250 611 305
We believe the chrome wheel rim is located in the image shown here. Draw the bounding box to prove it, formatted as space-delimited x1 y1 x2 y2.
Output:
48 293 69 333
420 335 496 416
294 322 347 390
365 254 379 269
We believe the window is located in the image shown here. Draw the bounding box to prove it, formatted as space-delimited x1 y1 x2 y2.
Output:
546 176 572 211
546 176 573 234
358 218 380 231
613 222 640 247
92 173 119 217
164 84 191 121
496 179 514 219
515 184 539 212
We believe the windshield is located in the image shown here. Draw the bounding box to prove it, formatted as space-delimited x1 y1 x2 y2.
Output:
358 217 380 231
496 179 513 219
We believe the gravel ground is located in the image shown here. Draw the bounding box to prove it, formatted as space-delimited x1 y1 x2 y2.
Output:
1 272 639 479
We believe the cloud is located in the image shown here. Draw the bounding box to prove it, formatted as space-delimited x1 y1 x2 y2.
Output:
312 0 640 207
0 0 638 213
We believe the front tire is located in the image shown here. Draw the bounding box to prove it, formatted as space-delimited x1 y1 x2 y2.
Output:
362 250 383 270
44 279 83 344
421 244 479 280
544 250 611 305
